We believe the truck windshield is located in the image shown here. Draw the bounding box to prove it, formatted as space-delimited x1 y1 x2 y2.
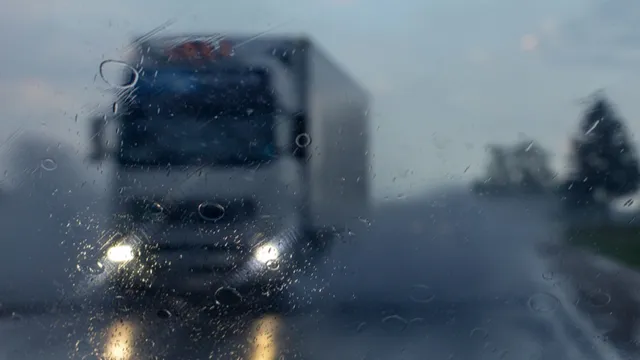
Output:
117 67 277 167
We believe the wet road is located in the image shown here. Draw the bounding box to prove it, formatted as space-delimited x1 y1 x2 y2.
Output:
0 136 630 359
0 297 618 360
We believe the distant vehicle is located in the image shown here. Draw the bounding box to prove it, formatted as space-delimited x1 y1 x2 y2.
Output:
87 33 371 305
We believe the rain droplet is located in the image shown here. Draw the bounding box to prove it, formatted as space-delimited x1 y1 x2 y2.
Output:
197 202 225 221
266 260 280 271
525 141 534 152
99 60 139 89
214 287 242 306
145 201 166 221
295 133 311 148
409 284 435 303
585 120 600 135
40 158 57 171
527 292 559 313
112 102 118 114
76 261 105 275
469 327 489 341
381 315 408 333
113 296 132 313
542 272 554 280
156 309 172 319
356 322 367 333
584 290 611 308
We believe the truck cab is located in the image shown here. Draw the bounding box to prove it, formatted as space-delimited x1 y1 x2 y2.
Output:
88 34 370 303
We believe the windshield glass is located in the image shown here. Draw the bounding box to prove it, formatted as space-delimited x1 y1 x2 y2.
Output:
117 67 277 166
119 115 277 166
4 1 640 360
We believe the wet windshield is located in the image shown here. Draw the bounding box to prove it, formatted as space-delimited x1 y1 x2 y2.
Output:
119 115 277 166
2 1 640 360
118 67 277 166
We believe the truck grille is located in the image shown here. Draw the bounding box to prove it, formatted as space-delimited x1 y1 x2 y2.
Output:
127 198 257 224
145 243 248 276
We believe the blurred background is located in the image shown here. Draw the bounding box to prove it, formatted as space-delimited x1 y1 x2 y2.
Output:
1 0 640 359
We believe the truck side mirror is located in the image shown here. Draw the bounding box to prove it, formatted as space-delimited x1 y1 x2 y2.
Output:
88 115 109 162
292 113 309 161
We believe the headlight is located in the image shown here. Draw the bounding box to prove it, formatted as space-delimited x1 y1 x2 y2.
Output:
254 243 279 264
106 244 135 263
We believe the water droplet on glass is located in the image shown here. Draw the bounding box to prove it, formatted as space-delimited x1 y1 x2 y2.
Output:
381 315 408 333
112 102 118 114
197 202 225 221
542 271 554 280
584 290 611 307
214 287 242 306
266 260 280 271
469 327 489 341
145 201 166 221
150 201 164 213
40 158 57 171
156 309 172 319
356 322 367 333
409 284 435 303
295 133 311 148
585 120 600 135
525 141 534 152
76 261 105 275
528 292 559 313
99 60 139 89
113 296 132 313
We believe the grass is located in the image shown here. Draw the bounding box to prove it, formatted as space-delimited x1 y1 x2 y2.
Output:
566 225 640 269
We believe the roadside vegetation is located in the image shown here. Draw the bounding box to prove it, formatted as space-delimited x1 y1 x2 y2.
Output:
472 91 640 268
566 226 640 269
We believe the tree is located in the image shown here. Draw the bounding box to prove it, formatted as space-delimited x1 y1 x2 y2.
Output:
473 140 555 195
485 145 510 186
565 94 640 207
511 141 555 192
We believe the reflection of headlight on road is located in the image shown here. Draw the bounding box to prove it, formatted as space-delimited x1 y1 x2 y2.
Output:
106 244 135 263
254 244 279 264
250 314 281 360
104 319 136 360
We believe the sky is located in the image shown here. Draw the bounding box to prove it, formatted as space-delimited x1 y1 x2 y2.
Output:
0 0 639 199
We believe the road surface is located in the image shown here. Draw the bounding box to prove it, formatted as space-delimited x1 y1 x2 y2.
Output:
0 135 630 359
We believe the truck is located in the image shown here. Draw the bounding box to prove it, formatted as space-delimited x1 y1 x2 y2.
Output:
87 33 371 306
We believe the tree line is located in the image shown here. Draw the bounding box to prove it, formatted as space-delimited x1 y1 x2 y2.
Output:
473 91 640 210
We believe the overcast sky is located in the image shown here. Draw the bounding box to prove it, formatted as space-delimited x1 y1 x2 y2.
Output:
0 0 639 198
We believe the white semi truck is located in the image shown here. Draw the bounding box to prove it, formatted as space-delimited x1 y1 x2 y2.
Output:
88 33 371 304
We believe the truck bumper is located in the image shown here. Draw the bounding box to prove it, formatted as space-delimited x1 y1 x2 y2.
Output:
100 227 303 302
